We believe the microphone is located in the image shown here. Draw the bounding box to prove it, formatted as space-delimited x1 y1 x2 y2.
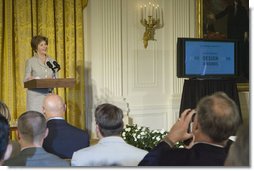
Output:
46 61 54 69
53 61 61 71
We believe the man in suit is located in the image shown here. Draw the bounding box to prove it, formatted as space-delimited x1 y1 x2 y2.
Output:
42 94 89 159
71 103 148 166
4 111 69 166
139 92 241 166
213 0 248 41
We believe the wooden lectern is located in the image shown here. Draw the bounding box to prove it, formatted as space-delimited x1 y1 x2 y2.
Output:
24 78 75 88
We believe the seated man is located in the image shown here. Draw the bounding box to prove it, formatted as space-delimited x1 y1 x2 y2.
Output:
4 111 69 166
71 103 148 166
139 92 241 166
0 115 12 165
42 94 90 159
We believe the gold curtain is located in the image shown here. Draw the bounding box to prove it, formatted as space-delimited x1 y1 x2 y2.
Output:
0 0 88 130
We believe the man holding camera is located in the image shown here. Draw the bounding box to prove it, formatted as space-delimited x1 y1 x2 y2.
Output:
139 92 241 166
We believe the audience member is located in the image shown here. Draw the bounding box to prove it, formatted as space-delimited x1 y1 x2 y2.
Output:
71 103 148 166
0 101 21 158
224 122 249 166
0 115 12 165
42 94 90 159
139 92 241 166
0 101 11 122
4 111 69 166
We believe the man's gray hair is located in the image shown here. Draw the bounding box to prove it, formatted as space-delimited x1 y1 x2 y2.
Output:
197 92 241 142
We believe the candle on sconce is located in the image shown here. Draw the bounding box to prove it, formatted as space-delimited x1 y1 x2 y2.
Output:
140 5 143 20
152 4 155 18
155 7 158 19
156 5 159 20
139 2 164 48
148 2 151 17
158 7 160 20
144 5 146 20
161 8 163 21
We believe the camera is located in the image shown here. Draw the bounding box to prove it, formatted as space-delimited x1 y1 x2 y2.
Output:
183 113 196 146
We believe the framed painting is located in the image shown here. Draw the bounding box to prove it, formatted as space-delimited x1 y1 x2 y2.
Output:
195 0 249 91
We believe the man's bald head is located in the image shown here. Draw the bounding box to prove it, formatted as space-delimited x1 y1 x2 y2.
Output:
43 94 66 119
196 92 241 142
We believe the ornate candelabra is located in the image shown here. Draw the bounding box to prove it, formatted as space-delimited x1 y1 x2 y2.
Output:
140 2 164 48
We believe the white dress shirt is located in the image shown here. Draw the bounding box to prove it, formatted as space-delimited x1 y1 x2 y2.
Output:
71 136 148 166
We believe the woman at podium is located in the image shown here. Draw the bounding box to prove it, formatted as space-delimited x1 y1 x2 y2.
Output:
24 35 56 113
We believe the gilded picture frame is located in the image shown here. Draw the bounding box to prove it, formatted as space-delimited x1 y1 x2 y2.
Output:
195 0 249 92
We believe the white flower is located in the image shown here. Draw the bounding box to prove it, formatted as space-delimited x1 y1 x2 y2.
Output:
156 136 161 141
121 124 178 150
160 129 166 134
125 128 131 132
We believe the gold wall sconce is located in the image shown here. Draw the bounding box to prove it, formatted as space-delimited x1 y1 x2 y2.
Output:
140 2 164 48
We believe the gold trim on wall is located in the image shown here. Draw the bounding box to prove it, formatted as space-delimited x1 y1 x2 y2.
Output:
195 0 203 38
195 0 249 92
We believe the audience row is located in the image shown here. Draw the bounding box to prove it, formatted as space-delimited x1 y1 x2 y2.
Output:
0 91 249 166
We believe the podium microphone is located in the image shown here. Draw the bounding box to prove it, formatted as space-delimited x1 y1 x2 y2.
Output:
46 61 56 79
53 61 61 71
46 61 54 70
46 61 55 93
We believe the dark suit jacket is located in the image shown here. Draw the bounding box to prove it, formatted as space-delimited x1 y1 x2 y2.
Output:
43 119 90 159
4 147 69 167
216 4 248 40
139 141 230 166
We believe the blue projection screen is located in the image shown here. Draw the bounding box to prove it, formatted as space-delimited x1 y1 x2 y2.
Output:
185 41 235 76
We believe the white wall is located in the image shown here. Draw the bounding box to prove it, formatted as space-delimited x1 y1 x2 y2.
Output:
83 0 249 138
84 0 195 138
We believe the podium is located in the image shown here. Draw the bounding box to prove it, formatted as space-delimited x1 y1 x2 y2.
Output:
24 78 75 88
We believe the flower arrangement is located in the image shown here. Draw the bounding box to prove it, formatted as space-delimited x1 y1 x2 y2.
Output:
121 124 184 151
121 124 167 151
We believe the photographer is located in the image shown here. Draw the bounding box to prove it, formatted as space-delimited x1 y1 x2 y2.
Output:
139 92 241 166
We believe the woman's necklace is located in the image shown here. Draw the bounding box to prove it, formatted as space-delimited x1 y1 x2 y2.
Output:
39 56 46 64
36 53 47 64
